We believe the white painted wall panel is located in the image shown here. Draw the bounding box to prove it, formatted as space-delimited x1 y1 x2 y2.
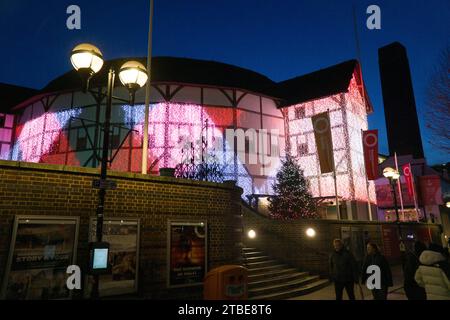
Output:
203 88 232 106
171 86 201 104
237 92 260 112
262 97 281 116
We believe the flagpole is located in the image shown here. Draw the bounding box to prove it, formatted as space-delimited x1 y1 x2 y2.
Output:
411 168 420 222
394 152 405 221
142 0 154 174
353 5 372 221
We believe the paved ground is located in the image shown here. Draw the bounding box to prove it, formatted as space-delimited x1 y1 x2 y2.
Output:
290 265 407 300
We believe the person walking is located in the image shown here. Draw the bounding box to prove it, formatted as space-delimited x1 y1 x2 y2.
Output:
414 244 450 300
329 238 359 300
361 242 393 300
403 241 427 300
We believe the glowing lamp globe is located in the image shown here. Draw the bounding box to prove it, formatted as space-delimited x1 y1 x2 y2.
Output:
306 228 316 238
70 43 104 74
383 167 400 180
247 229 256 239
119 61 148 89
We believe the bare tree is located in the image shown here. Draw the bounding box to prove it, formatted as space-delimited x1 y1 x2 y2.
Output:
425 45 450 154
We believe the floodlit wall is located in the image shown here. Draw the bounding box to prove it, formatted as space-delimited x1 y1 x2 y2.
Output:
0 113 14 160
284 74 376 203
9 85 284 199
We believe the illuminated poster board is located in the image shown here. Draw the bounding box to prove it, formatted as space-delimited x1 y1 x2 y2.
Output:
1 216 79 300
167 221 207 288
86 218 140 297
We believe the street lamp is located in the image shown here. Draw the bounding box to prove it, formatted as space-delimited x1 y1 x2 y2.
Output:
119 60 148 106
383 167 400 223
383 166 403 248
70 43 104 92
70 43 148 299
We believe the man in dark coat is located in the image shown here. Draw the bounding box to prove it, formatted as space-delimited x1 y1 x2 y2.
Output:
361 242 393 300
403 241 427 300
329 239 359 300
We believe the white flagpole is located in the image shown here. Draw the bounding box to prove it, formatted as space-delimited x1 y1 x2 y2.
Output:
394 152 405 221
142 0 154 174
353 5 372 221
410 165 420 222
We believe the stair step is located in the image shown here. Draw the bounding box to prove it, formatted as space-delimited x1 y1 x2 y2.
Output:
242 247 258 251
245 260 278 268
248 268 298 282
249 275 320 296
243 251 264 257
249 279 330 300
248 264 287 274
244 255 270 262
249 272 309 289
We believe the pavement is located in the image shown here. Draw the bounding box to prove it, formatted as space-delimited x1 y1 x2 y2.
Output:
289 265 407 300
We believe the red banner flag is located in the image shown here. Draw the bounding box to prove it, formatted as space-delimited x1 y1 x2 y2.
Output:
312 112 334 174
362 130 378 180
419 175 443 206
402 163 414 198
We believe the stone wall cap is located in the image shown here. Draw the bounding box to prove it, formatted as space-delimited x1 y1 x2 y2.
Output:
0 160 239 190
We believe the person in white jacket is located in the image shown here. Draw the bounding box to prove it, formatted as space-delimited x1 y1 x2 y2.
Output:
414 246 450 300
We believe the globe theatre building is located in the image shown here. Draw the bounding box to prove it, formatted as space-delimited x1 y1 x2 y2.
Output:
0 57 375 220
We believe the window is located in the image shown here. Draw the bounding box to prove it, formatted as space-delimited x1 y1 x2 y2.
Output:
0 116 4 128
294 107 305 119
298 143 308 156
110 133 121 149
76 128 88 151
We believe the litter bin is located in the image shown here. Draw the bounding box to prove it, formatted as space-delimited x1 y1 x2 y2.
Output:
204 265 248 300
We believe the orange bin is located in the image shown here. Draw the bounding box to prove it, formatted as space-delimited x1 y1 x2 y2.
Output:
203 265 248 300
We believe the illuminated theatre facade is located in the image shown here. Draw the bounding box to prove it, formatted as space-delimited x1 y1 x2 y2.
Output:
2 57 376 220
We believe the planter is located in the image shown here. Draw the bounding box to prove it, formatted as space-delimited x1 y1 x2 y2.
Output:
159 167 175 177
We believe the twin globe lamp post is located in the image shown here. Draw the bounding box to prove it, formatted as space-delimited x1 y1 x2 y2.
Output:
70 43 148 298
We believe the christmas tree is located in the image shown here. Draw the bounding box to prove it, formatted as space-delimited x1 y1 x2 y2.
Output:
268 154 318 220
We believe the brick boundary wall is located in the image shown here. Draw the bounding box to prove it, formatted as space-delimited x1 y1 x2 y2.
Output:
242 206 441 277
0 160 243 299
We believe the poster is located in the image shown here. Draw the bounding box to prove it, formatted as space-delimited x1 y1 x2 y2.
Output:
168 221 207 288
86 218 139 297
1 216 79 300
380 224 400 259
375 182 414 208
419 175 443 206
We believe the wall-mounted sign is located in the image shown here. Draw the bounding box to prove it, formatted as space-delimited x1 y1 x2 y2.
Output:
380 224 400 259
167 221 207 288
419 175 443 206
86 218 140 297
1 216 79 300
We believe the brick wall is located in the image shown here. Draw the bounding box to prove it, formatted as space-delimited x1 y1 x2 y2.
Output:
242 206 441 276
0 160 243 299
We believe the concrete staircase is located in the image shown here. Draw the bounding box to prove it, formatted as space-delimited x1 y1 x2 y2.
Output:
242 247 329 300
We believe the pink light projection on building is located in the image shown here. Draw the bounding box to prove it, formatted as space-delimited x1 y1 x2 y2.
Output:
284 74 376 204
11 108 81 163
121 102 277 198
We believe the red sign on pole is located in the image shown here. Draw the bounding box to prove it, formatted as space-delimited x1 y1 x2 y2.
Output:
362 130 378 180
402 163 414 198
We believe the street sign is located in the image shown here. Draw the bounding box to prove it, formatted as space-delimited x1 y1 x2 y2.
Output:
92 179 117 190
